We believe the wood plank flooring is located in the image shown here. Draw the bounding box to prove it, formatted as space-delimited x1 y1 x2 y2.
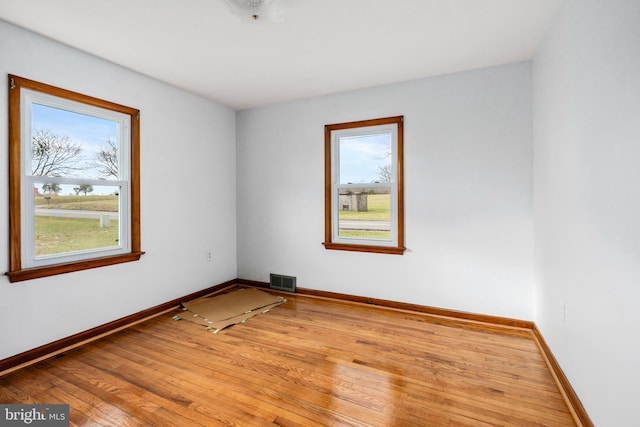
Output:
0 287 576 426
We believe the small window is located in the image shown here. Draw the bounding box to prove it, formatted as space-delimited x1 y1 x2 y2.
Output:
7 75 143 282
324 116 405 254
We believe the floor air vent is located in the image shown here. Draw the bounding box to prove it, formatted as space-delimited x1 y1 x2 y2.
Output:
270 274 296 292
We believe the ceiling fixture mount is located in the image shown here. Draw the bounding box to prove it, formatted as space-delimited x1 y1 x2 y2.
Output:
224 0 267 20
223 0 283 22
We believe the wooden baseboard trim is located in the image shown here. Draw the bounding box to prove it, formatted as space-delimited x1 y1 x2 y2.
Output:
236 278 533 329
532 324 594 427
0 279 237 375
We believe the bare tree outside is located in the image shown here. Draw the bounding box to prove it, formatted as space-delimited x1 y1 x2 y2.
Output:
376 164 392 183
94 139 118 178
31 129 83 177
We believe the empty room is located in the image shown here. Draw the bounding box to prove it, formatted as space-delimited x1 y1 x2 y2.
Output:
1 0 638 425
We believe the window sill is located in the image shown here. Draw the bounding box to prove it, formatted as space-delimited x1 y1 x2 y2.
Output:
322 242 405 255
6 252 145 283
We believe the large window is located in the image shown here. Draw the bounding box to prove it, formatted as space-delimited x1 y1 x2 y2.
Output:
7 75 143 282
324 116 405 254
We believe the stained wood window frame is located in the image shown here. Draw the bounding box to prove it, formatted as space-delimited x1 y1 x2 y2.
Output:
323 116 405 255
6 75 144 282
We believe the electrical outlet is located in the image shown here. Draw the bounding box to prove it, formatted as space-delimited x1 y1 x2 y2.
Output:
206 251 213 262
560 301 566 322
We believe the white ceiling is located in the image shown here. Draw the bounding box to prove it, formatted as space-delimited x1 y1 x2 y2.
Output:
0 0 563 110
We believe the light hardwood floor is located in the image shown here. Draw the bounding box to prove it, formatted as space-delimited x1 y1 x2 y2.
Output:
0 287 576 426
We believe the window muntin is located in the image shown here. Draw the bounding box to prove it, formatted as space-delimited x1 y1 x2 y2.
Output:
7 75 143 282
324 116 405 254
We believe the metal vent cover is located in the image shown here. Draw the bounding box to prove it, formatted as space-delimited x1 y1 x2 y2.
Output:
270 273 296 292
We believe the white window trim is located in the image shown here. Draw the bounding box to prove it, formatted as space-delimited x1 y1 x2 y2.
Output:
20 89 132 269
330 123 399 247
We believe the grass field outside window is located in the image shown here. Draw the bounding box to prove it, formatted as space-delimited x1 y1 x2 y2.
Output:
338 193 391 239
35 194 119 256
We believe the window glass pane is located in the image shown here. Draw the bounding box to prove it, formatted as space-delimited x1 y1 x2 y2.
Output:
339 133 392 184
337 187 391 240
31 103 119 180
34 183 121 257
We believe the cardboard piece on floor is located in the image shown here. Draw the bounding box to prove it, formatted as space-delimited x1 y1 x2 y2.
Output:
180 288 285 332
182 301 284 331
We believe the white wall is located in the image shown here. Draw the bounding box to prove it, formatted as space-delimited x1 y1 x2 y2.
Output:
0 21 237 360
533 0 640 425
237 62 534 320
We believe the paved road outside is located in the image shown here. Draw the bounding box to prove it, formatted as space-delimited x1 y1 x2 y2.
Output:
35 208 118 220
339 219 390 231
